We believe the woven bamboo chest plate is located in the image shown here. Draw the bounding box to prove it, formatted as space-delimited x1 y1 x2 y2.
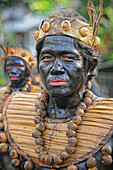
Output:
3 92 113 168
0 87 6 113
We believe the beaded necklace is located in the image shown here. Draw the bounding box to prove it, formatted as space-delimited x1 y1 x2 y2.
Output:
2 77 32 102
0 81 113 169
32 81 96 166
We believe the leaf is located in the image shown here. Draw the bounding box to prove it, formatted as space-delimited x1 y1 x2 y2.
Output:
93 0 103 46
87 1 98 27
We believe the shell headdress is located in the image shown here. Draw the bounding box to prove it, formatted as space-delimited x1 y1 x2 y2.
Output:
0 44 35 68
34 0 103 48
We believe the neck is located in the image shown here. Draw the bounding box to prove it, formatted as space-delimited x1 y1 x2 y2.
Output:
47 87 85 119
11 78 28 91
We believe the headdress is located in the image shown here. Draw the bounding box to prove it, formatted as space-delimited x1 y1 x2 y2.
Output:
34 0 103 48
0 44 35 68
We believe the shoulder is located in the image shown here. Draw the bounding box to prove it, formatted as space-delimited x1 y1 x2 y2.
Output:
30 85 42 93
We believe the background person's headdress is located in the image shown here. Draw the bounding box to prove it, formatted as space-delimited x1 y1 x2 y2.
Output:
34 0 103 48
0 44 35 69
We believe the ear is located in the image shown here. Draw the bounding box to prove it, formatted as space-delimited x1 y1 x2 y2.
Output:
88 58 98 73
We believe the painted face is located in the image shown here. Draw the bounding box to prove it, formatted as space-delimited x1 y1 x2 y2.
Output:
39 35 87 97
5 56 26 84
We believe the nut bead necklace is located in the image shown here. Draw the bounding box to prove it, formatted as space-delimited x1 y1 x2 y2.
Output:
2 77 32 102
32 81 95 166
0 46 35 102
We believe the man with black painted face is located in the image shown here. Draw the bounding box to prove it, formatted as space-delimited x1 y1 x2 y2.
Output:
5 56 31 92
1 3 113 170
38 35 90 119
0 46 41 170
0 46 41 102
5 57 29 90
32 6 113 170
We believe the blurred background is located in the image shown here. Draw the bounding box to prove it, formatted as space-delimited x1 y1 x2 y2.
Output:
0 0 113 97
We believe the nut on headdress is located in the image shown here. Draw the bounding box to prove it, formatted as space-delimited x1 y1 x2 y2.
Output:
0 45 35 68
34 0 103 48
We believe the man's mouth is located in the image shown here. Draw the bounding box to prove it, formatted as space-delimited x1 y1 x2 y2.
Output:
49 79 67 86
10 77 19 80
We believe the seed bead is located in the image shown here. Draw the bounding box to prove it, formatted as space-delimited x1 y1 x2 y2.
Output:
84 90 93 99
11 159 20 168
86 157 96 168
34 115 43 124
37 101 46 109
59 151 70 160
41 89 47 95
24 161 34 170
35 145 44 154
72 115 82 125
34 31 39 40
42 22 50 32
66 130 76 138
94 37 100 47
68 137 77 147
67 165 78 170
35 138 44 145
88 167 98 170
0 132 7 143
32 130 41 138
35 122 45 132
68 123 77 131
76 109 84 117
39 94 48 103
36 108 47 117
21 51 27 57
1 55 5 60
61 20 71 31
9 149 18 159
80 27 89 37
4 93 9 98
22 87 27 92
54 155 63 165
44 155 53 165
5 89 10 94
8 48 15 54
27 81 31 86
0 143 9 152
8 83 12 87
87 81 92 89
102 145 112 155
83 97 92 106
38 151 47 162
102 155 112 165
65 145 75 154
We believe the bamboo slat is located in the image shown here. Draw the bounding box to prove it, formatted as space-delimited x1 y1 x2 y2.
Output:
0 87 6 112
3 92 113 168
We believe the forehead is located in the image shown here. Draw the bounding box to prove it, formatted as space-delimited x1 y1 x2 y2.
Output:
6 57 25 65
40 35 78 54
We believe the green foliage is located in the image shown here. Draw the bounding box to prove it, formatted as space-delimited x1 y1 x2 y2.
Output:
24 0 69 14
0 66 7 86
0 0 113 62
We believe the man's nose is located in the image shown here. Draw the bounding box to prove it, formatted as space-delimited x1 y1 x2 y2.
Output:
10 66 17 75
50 59 64 75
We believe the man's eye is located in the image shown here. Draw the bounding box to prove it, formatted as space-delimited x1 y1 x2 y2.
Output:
43 56 54 62
7 65 12 69
16 65 23 69
61 56 74 62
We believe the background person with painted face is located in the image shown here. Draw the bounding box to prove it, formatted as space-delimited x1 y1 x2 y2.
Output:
0 45 41 103
1 1 113 170
0 46 41 170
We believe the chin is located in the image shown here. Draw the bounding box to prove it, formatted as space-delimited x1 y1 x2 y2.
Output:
47 86 72 98
10 80 20 84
